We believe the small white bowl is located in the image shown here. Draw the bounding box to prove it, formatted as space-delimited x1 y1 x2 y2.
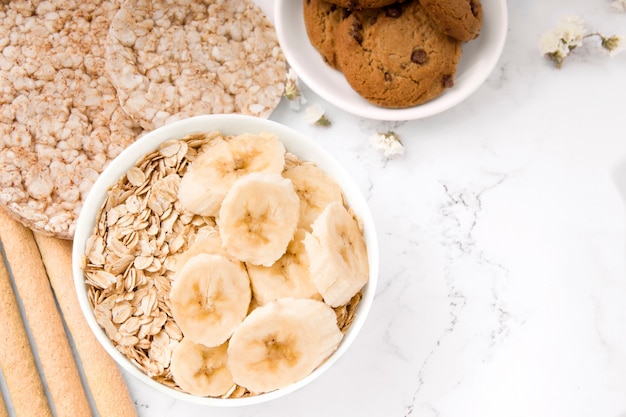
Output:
72 114 379 406
274 0 508 121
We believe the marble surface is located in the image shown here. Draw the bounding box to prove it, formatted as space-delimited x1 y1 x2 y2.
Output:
123 1 626 416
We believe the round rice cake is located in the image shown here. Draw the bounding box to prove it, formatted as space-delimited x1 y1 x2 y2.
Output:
334 0 462 108
0 0 143 240
105 0 288 131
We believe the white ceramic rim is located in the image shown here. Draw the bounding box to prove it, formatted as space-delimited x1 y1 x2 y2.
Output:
72 114 379 407
274 0 509 121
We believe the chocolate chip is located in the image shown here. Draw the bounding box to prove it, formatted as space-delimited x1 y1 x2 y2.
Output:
411 48 428 65
442 74 454 88
349 19 363 44
470 0 479 17
384 72 392 82
340 8 352 19
368 14 378 25
385 4 402 18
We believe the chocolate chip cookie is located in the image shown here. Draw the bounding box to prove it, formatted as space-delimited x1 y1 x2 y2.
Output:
303 0 349 69
420 0 483 42
334 0 462 108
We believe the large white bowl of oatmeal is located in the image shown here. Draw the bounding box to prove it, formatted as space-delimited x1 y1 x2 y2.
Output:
72 114 379 406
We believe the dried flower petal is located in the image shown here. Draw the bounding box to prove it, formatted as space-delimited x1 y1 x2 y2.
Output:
539 15 586 67
284 69 301 100
284 68 308 110
610 0 626 12
601 35 624 57
305 104 331 126
369 131 404 157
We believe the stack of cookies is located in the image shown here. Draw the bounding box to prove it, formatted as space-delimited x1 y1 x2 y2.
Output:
303 0 483 108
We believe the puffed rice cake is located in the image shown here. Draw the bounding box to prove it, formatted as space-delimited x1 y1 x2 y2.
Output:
0 0 143 239
105 0 288 130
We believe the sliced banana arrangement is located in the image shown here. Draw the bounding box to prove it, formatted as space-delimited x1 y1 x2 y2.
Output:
84 130 369 398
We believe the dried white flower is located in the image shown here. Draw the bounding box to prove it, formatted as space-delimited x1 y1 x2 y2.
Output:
539 15 624 66
539 15 586 68
284 68 307 110
305 104 331 126
610 0 626 12
601 34 624 57
369 131 404 157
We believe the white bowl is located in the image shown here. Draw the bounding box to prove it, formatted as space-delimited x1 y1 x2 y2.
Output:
274 0 508 121
72 114 379 406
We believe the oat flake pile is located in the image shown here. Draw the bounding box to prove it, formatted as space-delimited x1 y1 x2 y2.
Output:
0 0 287 239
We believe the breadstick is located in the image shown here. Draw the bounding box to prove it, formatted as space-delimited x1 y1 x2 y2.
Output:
35 234 138 417
0 240 53 417
0 389 9 417
0 209 92 417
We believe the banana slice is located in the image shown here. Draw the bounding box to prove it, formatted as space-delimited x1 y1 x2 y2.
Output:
178 132 285 217
170 253 251 347
169 338 235 397
227 298 343 394
304 201 369 308
218 172 300 267
174 227 231 271
178 137 231 217
246 229 321 305
283 163 344 231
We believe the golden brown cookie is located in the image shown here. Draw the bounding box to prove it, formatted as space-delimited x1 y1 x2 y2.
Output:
334 0 462 108
420 0 483 42
303 0 350 69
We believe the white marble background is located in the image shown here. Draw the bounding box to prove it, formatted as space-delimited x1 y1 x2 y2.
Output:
124 0 626 416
